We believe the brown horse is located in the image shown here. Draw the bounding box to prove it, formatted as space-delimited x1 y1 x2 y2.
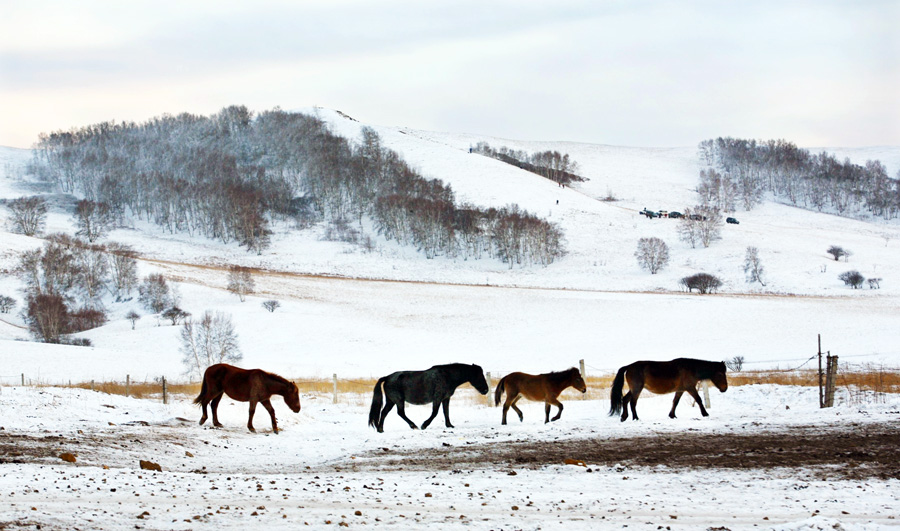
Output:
609 358 727 422
494 367 587 424
194 364 301 434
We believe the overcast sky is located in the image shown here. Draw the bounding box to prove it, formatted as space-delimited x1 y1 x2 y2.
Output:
1 0 898 149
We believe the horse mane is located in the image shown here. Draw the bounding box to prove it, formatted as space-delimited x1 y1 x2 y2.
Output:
264 370 296 390
544 368 579 383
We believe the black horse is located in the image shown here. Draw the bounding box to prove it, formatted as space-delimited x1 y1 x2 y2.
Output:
368 363 489 432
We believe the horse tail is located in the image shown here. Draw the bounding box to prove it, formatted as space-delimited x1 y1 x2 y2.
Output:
368 377 387 428
493 375 507 406
608 365 628 416
193 372 209 405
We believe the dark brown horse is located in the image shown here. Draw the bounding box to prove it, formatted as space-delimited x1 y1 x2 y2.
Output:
609 358 727 421
494 367 587 424
194 364 301 434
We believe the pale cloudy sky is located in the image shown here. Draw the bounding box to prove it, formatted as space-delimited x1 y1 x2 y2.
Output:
1 0 897 148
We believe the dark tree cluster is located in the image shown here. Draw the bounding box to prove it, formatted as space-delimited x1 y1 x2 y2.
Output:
472 142 586 186
16 234 137 342
32 107 564 265
698 138 899 219
680 273 723 294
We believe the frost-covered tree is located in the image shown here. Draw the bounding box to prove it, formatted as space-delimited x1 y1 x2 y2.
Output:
226 265 255 302
180 311 242 379
635 237 670 274
138 274 171 313
743 246 765 286
7 196 48 236
73 199 114 242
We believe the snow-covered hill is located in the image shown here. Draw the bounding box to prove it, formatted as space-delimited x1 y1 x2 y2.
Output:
0 113 899 383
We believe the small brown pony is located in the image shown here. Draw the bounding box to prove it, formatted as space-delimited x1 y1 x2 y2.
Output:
494 367 587 424
194 364 301 434
609 358 728 422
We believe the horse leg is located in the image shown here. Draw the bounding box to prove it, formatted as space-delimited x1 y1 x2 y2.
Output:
420 401 441 430
377 399 395 433
441 398 454 428
628 388 643 421
686 386 710 417
198 399 209 426
395 401 419 430
620 391 632 421
261 399 279 434
549 399 564 422
501 394 517 425
669 391 684 419
247 400 258 433
510 396 524 422
210 393 224 428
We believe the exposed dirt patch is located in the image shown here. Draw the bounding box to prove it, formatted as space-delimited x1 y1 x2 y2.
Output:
350 421 900 480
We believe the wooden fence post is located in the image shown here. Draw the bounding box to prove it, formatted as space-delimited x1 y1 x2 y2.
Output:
162 377 167 405
91 380 94 392
818 334 824 408
702 380 711 409
21 373 24 386
579 360 586 399
824 353 838 408
126 375 130 397
333 373 338 404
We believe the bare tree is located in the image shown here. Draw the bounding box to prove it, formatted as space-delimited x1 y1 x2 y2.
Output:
0 295 16 314
106 242 139 301
73 200 114 242
126 310 141 329
7 196 48 236
725 355 745 372
867 278 882 289
24 293 70 343
826 245 847 261
180 311 242 379
138 274 172 313
695 206 723 248
162 306 190 325
743 246 765 286
634 237 670 274
678 208 700 249
262 300 281 312
226 265 255 302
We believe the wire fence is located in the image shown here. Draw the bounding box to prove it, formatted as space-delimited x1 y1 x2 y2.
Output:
4 355 898 405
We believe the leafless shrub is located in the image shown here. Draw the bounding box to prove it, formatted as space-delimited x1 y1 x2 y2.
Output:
262 300 281 313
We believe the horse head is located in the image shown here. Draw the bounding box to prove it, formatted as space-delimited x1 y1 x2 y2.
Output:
712 362 728 392
285 382 302 413
469 364 489 395
570 368 587 394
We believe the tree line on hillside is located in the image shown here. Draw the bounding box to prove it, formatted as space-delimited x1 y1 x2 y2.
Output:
698 137 899 218
30 106 564 266
471 142 586 186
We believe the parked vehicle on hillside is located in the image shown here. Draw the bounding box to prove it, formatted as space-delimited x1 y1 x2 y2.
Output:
640 208 659 218
668 211 683 219
726 217 740 224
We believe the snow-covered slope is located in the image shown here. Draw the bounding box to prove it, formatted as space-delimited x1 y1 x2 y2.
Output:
0 117 899 383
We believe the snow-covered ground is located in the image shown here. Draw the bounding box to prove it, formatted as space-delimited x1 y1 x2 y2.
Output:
1 113 899 529
0 383 898 530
